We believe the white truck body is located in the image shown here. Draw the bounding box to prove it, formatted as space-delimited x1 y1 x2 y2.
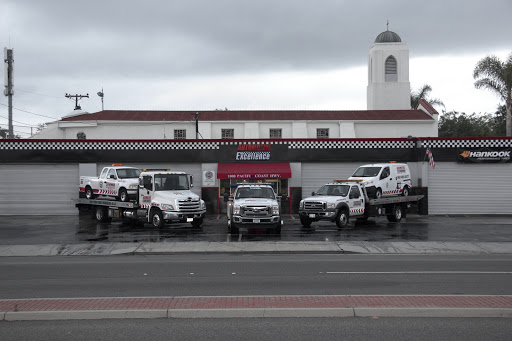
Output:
79 165 140 202
227 184 282 234
76 170 206 228
348 163 412 198
299 180 423 228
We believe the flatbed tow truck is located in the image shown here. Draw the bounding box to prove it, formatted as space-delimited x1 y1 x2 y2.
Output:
76 169 206 228
299 179 424 228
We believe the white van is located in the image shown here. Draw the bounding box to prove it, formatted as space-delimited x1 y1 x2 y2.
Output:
348 163 412 199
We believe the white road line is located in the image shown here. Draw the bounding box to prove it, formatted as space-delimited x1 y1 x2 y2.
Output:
321 271 512 274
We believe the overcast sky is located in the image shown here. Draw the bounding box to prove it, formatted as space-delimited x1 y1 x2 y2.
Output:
1 0 511 137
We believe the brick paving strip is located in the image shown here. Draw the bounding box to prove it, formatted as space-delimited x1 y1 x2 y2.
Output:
1 296 512 320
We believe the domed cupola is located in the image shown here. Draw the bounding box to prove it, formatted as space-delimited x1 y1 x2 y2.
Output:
374 30 402 43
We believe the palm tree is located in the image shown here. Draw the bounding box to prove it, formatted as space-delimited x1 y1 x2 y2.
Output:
474 53 512 136
410 84 445 110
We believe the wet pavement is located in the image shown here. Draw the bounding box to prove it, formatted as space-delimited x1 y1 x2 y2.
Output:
0 213 511 245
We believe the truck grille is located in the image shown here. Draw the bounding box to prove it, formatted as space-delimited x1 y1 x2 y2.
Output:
241 205 271 217
178 199 200 212
304 201 325 210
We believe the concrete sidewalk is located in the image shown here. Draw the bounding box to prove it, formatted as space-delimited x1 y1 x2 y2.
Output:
0 241 512 257
1 295 511 320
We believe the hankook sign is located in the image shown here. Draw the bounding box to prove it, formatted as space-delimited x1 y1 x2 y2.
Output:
458 148 512 163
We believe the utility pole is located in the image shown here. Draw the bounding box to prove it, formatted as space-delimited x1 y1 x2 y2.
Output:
194 112 199 139
4 48 14 138
65 93 89 110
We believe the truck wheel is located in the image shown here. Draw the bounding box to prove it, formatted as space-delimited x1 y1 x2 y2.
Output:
119 188 129 202
387 205 402 222
375 188 382 199
274 221 282 234
85 186 95 200
402 186 409 197
191 217 203 228
229 221 239 234
336 209 349 228
150 210 164 228
300 216 312 227
95 206 109 222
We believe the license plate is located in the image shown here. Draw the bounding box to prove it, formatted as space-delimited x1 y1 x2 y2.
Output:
186 218 193 222
253 218 260 223
309 214 315 218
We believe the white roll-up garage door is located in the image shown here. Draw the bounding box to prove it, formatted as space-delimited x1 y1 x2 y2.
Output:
301 162 362 198
428 162 512 214
0 164 78 215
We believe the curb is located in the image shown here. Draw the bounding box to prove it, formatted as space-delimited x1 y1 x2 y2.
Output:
3 308 512 320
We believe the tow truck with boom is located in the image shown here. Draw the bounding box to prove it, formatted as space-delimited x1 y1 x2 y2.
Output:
76 169 206 228
298 179 423 228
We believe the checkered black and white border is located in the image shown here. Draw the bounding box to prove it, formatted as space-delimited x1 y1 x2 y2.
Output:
0 141 220 150
288 140 416 149
420 139 512 148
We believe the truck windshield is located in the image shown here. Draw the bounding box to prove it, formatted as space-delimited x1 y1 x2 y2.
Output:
117 168 141 179
352 167 382 177
154 174 189 191
236 187 275 199
316 185 350 196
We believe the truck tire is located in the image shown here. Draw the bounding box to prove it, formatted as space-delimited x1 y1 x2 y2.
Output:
150 210 164 228
300 216 312 227
95 206 109 222
274 221 282 234
387 204 403 222
119 188 129 202
402 186 409 197
191 217 203 228
228 220 239 234
85 186 95 200
335 208 349 229
375 188 382 199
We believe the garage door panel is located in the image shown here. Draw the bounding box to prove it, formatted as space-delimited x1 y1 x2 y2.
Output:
0 165 78 215
301 162 362 199
428 162 512 214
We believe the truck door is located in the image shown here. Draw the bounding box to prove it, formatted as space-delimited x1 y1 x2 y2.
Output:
140 175 154 208
348 185 365 217
379 166 397 196
105 168 117 195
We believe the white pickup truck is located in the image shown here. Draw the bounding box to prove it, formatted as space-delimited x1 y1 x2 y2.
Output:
299 180 423 228
79 164 140 202
76 169 206 228
227 183 282 234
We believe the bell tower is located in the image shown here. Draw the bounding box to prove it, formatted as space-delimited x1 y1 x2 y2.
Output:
367 26 411 110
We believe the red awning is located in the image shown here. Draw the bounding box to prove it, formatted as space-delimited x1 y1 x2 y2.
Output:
217 163 292 179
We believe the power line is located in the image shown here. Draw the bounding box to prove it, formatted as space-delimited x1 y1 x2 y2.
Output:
0 102 60 119
14 88 64 99
0 114 36 126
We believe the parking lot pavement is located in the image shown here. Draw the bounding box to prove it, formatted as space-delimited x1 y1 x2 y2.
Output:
2 295 512 320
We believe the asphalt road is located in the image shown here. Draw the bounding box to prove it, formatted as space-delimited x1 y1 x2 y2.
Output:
1 254 511 299
1 317 512 341
1 213 512 245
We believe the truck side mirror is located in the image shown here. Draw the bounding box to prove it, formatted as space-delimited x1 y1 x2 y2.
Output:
190 175 194 188
223 192 229 202
110 175 116 179
311 192 315 196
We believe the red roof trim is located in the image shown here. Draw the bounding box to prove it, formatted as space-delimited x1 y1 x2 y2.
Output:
59 109 434 122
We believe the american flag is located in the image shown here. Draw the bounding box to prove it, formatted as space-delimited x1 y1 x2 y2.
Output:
426 147 435 169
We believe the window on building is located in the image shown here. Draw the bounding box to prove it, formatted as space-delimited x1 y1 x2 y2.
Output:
221 129 234 139
317 128 329 138
174 129 186 139
385 55 397 82
269 128 282 139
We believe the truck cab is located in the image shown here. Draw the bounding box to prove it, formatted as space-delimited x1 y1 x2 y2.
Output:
227 183 282 234
138 170 206 228
299 181 366 228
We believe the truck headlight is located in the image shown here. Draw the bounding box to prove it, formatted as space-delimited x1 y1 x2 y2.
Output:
299 200 304 209
129 184 138 189
233 205 240 215
272 205 279 215
161 204 174 210
327 202 336 209
200 200 206 210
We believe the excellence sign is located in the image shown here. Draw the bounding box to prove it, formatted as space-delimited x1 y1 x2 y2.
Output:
236 144 271 161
